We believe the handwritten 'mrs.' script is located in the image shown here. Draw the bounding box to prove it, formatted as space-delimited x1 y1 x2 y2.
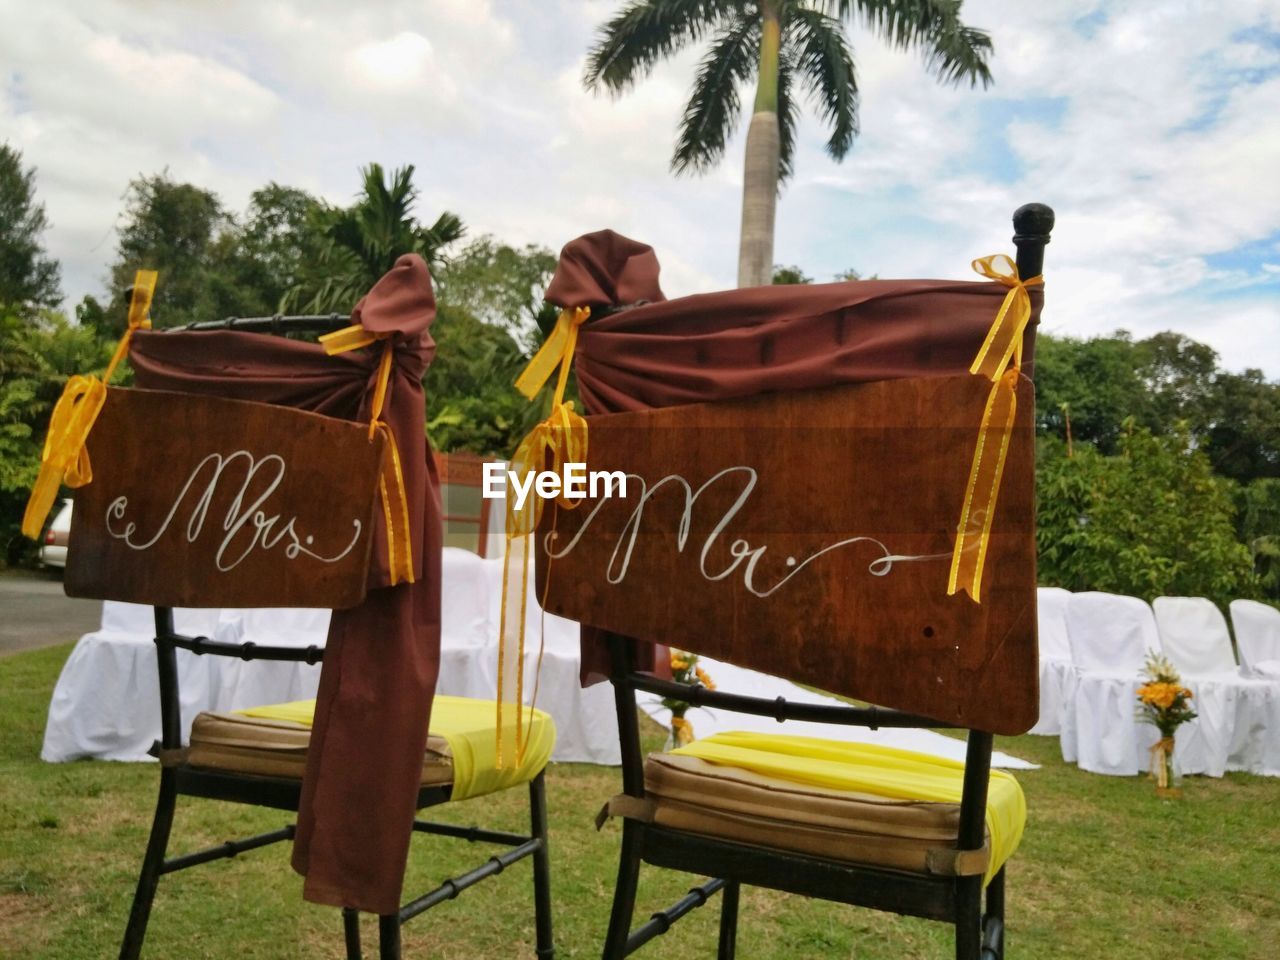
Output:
106 450 363 572
545 466 944 598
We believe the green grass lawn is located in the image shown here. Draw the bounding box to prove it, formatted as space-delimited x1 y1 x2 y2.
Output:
2 643 1278 959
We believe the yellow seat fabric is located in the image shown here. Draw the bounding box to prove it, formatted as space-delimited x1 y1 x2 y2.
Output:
187 695 555 802
646 731 1025 884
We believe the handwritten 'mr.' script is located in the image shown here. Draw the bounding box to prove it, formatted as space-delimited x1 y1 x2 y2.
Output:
105 449 363 573
546 466 943 598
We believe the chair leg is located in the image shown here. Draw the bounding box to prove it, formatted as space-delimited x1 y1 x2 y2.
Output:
119 769 178 960
378 914 400 960
529 773 555 958
343 908 362 960
601 819 644 960
982 869 1006 959
717 881 740 960
955 875 983 960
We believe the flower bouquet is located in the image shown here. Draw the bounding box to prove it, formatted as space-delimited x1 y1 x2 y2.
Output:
1136 652 1196 798
661 649 715 749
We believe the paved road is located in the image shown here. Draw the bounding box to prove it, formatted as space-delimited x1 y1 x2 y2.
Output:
0 573 100 656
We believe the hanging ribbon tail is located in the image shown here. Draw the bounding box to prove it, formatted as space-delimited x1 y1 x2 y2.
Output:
320 329 415 584
514 306 589 401
947 254 1043 604
496 535 533 769
22 377 107 539
22 267 158 540
373 422 415 586
497 305 590 769
948 369 1020 603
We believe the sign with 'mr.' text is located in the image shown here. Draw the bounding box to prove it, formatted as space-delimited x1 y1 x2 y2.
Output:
536 375 1039 735
65 387 384 610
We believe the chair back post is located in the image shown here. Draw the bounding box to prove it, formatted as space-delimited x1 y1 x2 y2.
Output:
607 633 647 797
957 731 994 852
152 607 183 751
1012 203 1055 279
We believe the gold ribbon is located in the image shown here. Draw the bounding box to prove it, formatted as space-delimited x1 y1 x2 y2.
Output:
947 255 1043 603
21 270 157 539
321 325 415 586
1149 736 1176 788
497 307 590 768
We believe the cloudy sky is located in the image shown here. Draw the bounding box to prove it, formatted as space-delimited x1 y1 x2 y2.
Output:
3 1 1278 374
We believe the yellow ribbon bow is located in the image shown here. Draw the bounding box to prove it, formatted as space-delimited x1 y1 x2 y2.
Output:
319 325 416 586
947 255 1043 603
497 306 590 768
22 270 157 540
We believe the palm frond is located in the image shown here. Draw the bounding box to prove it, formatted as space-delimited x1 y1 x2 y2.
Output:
785 6 858 161
921 22 992 89
584 0 741 94
823 0 992 88
672 13 759 175
775 45 801 183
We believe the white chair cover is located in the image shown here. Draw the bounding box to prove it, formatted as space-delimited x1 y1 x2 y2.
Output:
208 607 328 713
1153 597 1280 777
1029 587 1073 736
1231 599 1280 678
1059 592 1162 776
41 606 222 762
1152 597 1238 676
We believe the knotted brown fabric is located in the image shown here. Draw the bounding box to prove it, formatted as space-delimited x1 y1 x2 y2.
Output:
545 232 1041 684
130 254 442 913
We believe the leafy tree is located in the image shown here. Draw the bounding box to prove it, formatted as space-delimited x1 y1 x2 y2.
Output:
210 183 328 318
105 173 233 328
424 304 532 455
1033 333 1148 454
1236 478 1280 602
1037 428 1258 607
771 263 812 284
286 164 465 314
1133 331 1219 437
435 236 558 350
0 144 61 310
1204 369 1280 482
584 1 992 287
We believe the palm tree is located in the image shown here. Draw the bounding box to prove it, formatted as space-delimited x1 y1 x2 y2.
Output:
584 1 993 287
286 163 465 313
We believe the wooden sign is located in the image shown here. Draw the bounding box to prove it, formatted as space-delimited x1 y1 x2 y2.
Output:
536 375 1039 734
65 387 384 610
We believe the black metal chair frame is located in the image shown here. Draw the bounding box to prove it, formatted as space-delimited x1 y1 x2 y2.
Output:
118 316 554 960
596 205 1054 960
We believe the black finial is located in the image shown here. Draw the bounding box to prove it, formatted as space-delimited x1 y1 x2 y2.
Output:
1012 203 1054 278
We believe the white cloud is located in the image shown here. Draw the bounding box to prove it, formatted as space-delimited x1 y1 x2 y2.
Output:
0 0 1275 377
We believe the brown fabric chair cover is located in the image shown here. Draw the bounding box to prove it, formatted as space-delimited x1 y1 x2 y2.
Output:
545 232 1041 685
129 254 442 914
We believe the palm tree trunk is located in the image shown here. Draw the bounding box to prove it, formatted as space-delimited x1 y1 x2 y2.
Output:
737 4 782 288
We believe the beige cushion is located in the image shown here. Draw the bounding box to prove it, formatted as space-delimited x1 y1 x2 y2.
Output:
643 752 989 877
187 711 454 785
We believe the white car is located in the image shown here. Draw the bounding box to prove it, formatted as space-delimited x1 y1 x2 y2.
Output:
39 498 73 569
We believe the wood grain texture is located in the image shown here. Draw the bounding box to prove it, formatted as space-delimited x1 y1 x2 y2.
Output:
537 375 1038 734
65 387 383 610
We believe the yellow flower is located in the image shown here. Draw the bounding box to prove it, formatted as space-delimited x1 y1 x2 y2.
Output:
695 666 716 690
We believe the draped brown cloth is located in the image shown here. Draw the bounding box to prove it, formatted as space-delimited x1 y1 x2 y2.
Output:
130 255 442 914
545 231 1042 685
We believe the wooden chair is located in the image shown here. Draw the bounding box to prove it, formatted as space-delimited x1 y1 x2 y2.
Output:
542 205 1054 959
68 315 554 960
120 606 554 960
